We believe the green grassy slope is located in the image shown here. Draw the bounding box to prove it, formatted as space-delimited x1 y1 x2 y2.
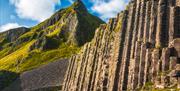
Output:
0 0 104 89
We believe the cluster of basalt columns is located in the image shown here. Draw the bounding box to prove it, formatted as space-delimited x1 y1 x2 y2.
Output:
126 0 180 90
62 18 121 91
62 0 180 91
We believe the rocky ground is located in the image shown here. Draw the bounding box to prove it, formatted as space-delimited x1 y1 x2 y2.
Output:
3 59 68 91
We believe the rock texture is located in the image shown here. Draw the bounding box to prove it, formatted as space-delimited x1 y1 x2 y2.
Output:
3 59 69 91
29 0 104 49
62 0 180 90
0 27 30 49
0 1 104 90
0 27 30 42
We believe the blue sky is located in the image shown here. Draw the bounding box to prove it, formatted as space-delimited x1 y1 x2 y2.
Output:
0 0 129 32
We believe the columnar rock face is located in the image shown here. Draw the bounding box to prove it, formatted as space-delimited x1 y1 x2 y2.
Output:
62 0 180 90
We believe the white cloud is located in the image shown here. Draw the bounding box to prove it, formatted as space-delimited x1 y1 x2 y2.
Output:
90 0 128 21
0 23 22 32
10 0 61 22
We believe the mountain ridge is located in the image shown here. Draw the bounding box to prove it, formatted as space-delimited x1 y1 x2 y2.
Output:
1 0 180 91
0 1 104 90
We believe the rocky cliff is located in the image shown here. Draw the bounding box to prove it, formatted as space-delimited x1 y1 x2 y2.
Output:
0 1 103 90
62 0 180 90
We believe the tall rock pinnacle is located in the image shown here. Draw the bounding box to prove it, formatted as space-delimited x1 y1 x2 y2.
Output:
73 0 87 12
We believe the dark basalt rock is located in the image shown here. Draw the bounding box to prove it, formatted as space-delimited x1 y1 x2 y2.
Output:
62 0 180 91
0 71 19 91
2 0 180 91
29 36 60 51
3 59 69 91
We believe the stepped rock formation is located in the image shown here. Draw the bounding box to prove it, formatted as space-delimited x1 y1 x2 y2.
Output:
62 0 180 90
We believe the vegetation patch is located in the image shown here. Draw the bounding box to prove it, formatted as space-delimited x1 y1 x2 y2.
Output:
19 44 80 72
0 1 103 90
0 40 35 72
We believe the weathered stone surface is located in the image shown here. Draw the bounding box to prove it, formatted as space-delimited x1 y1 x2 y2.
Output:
0 27 30 42
156 0 169 48
3 59 69 91
138 44 147 87
62 0 180 90
177 0 180 6
149 0 158 47
169 6 180 46
152 49 160 83
169 38 180 57
170 57 177 70
143 49 152 85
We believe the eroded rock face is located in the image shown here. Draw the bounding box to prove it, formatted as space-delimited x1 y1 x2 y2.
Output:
28 0 104 51
3 59 69 91
0 27 30 48
62 0 180 90
29 36 60 51
169 38 180 57
0 27 30 42
26 1 104 52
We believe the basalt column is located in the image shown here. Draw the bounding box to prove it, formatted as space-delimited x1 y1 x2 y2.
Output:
149 0 158 47
169 1 180 46
128 0 141 89
116 1 136 90
137 0 147 87
62 0 180 90
131 0 147 89
112 11 129 91
156 0 169 48
173 7 180 39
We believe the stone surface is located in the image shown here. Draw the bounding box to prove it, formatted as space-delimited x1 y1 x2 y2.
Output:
3 59 69 91
62 0 180 90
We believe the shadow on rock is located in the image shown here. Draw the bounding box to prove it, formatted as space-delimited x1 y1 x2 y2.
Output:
0 70 21 91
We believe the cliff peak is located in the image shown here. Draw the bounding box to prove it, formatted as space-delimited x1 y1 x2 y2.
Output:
71 0 87 12
0 2 104 90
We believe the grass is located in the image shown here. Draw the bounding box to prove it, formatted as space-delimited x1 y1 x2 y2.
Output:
19 32 32 39
141 82 154 90
0 1 103 89
0 40 36 72
0 47 11 59
46 22 64 37
142 82 180 91
151 87 180 91
0 0 99 73
156 44 162 49
18 44 80 72
0 41 80 73
0 41 80 89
